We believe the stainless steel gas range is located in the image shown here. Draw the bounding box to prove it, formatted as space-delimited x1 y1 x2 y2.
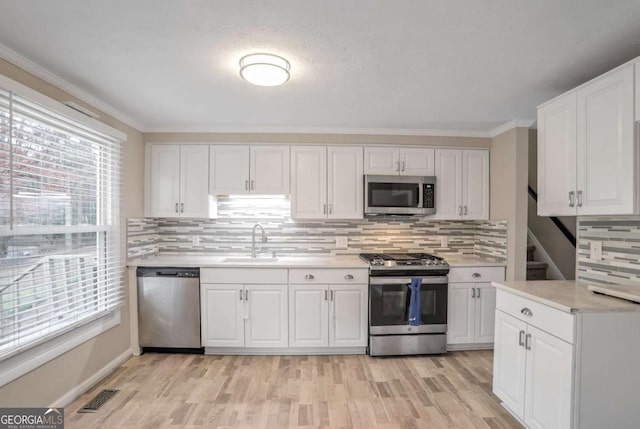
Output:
359 253 449 356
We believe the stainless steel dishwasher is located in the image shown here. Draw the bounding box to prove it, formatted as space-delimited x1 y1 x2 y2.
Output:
137 267 202 351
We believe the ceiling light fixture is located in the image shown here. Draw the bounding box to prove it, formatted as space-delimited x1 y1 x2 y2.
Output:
239 53 290 86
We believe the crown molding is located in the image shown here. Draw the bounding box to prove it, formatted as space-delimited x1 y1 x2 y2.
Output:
0 42 144 131
143 125 496 138
489 119 536 138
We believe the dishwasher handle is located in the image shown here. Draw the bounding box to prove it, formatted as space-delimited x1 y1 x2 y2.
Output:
136 267 200 278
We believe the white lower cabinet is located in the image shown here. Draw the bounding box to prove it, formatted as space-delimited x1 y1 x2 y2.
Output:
289 283 368 348
201 284 245 347
244 284 288 348
447 266 504 348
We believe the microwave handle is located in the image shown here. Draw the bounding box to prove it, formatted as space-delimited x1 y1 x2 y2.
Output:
418 182 424 208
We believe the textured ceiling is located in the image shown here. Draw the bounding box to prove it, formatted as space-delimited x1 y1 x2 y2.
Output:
1 0 640 134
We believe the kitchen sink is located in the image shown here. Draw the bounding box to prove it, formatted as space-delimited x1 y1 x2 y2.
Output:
223 257 279 263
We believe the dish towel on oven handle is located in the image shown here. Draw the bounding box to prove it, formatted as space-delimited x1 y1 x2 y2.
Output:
408 278 422 326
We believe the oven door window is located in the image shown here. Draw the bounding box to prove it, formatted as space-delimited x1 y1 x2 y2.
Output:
368 182 420 208
370 283 447 326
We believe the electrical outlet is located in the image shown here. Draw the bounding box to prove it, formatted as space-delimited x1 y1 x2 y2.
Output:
590 241 602 261
440 237 449 248
335 236 348 249
192 235 200 246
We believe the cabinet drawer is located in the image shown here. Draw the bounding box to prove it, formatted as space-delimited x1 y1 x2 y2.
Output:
496 290 575 344
201 268 287 284
448 267 505 283
289 268 368 284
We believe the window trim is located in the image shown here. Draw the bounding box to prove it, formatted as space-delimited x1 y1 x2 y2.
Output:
0 73 126 387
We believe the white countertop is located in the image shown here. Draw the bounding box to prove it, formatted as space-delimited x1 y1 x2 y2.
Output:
445 256 506 267
492 280 640 313
127 255 370 269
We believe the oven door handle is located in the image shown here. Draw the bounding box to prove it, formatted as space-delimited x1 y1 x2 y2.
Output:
369 276 448 285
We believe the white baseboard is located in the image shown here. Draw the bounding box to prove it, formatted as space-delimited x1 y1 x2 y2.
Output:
204 347 367 355
50 348 132 408
527 228 565 280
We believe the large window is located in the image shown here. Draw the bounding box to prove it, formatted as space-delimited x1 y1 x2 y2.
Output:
0 85 123 361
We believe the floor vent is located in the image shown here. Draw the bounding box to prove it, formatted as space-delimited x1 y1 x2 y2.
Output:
78 389 119 413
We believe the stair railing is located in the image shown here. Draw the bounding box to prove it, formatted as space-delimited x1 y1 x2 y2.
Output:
527 186 576 247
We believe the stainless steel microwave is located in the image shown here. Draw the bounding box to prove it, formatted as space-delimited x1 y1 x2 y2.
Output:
365 175 436 215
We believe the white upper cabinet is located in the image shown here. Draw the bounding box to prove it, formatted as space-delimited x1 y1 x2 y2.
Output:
210 145 250 194
538 62 637 216
537 92 577 216
364 146 400 175
210 145 290 195
291 146 327 219
364 146 434 176
576 64 635 215
148 144 210 218
250 146 290 194
291 146 363 220
462 150 490 220
327 146 364 219
434 149 488 220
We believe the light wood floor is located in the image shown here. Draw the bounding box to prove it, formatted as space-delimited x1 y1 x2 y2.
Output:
66 351 521 429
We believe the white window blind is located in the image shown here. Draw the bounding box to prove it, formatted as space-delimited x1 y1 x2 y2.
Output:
0 88 123 360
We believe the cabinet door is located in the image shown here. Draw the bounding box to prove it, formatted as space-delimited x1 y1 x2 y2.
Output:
149 144 181 217
524 325 574 429
250 145 290 194
537 92 577 216
576 64 635 215
364 147 400 175
245 284 288 348
329 284 367 347
291 146 327 219
209 145 250 194
493 310 527 420
179 145 211 218
399 147 435 176
447 283 475 345
289 284 329 348
462 150 489 220
474 283 497 343
200 284 244 347
434 149 463 219
327 146 364 219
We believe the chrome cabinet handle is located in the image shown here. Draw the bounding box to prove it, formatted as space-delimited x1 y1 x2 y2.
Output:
476 287 481 298
330 290 334 301
401 161 405 172
472 272 481 278
328 204 332 214
305 274 314 280
518 330 525 347
323 204 327 215
245 180 249 190
525 333 532 350
577 190 583 207
245 290 249 301
344 274 354 280
180 202 184 213
175 203 179 213
395 161 400 172
251 180 255 190
463 205 468 215
568 191 575 207
324 290 328 301
472 288 476 298
458 206 463 216
521 307 533 317
240 289 243 301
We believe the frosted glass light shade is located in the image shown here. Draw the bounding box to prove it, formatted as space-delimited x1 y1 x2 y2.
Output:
239 53 290 86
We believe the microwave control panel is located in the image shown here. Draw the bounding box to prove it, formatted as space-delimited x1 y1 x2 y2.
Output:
424 184 435 208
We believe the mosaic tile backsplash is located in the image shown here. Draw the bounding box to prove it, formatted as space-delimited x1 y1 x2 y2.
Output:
128 196 507 261
577 216 640 286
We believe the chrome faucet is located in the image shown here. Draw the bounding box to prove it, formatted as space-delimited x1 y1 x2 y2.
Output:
251 223 268 258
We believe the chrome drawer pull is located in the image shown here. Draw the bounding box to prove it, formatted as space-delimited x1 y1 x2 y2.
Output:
472 272 481 278
521 308 533 317
518 330 525 347
305 274 314 280
344 274 354 280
